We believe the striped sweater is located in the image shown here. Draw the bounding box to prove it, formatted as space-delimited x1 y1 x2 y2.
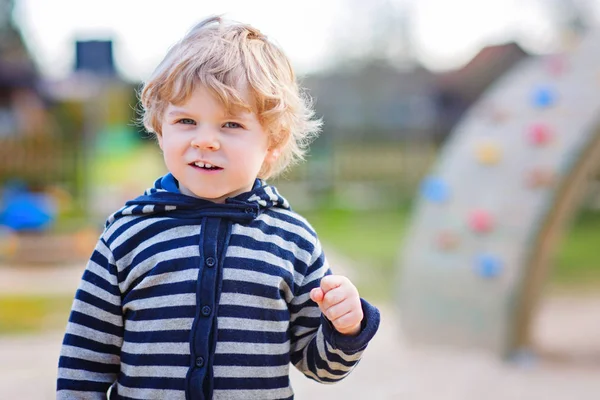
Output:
57 173 380 399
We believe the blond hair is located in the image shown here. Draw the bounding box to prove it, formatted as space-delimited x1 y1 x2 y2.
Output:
139 15 321 179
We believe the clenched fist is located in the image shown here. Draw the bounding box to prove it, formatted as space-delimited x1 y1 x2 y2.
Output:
309 275 364 336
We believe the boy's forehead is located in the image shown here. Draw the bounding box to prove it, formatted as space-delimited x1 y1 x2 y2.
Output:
167 81 255 115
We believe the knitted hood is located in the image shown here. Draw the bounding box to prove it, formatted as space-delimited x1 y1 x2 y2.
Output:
106 173 290 226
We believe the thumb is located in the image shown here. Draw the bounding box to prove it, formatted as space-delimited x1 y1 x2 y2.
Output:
310 287 324 304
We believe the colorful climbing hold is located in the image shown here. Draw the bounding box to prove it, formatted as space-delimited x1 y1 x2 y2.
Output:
469 210 494 233
531 85 557 108
436 230 460 251
475 254 503 278
475 142 502 165
421 177 450 203
545 55 567 77
528 123 553 146
525 168 555 189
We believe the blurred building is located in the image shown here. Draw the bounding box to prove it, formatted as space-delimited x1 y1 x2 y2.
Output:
303 42 530 144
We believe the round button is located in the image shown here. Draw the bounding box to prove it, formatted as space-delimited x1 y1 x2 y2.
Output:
201 305 211 316
205 257 215 267
245 207 253 214
195 356 205 368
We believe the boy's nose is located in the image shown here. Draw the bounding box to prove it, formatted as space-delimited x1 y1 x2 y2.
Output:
190 128 220 150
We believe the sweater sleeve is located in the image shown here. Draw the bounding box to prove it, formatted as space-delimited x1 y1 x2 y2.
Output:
57 237 123 399
288 238 380 383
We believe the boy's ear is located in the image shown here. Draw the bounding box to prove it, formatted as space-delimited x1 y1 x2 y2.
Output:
156 134 163 150
266 148 280 163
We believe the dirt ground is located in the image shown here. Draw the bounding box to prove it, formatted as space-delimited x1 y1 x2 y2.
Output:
2 263 600 399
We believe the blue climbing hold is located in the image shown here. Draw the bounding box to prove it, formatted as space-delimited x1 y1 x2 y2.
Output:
476 254 503 278
421 177 450 203
531 85 557 108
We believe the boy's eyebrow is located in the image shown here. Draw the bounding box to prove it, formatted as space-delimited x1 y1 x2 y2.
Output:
166 108 190 117
166 108 252 120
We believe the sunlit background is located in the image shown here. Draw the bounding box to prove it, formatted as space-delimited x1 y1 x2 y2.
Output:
2 0 600 398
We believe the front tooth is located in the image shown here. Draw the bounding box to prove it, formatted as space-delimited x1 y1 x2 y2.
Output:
196 162 205 168
205 163 213 168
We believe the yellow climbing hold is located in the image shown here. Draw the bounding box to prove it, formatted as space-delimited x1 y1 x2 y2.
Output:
475 142 502 165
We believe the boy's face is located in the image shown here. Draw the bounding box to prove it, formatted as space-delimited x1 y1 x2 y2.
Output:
159 84 277 203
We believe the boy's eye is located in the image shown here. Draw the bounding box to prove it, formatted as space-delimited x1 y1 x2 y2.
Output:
177 118 195 125
223 122 242 129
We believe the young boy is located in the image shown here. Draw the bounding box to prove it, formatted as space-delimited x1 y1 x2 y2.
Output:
57 16 380 400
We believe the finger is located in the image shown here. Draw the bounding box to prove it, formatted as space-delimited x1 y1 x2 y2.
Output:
321 287 346 309
321 300 353 323
310 287 324 304
319 275 348 294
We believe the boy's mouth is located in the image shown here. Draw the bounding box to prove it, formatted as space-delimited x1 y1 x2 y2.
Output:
190 161 223 171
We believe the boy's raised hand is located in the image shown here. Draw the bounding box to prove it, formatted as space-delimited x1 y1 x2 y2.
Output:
310 275 364 336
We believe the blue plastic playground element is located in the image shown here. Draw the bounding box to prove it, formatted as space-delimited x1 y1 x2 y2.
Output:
0 183 55 231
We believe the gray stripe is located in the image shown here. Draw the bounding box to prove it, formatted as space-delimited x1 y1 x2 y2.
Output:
213 365 289 378
78 280 121 306
120 246 198 293
222 268 293 302
217 317 288 332
58 367 115 383
57 389 112 399
72 299 122 327
121 362 187 378
231 225 311 265
219 292 286 310
66 322 122 347
125 317 194 332
122 341 189 355
256 212 316 244
60 345 120 365
215 341 290 355
326 341 364 362
123 293 196 312
118 225 199 268
226 247 304 287
132 267 198 292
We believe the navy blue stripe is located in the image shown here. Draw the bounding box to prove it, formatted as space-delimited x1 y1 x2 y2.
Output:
218 304 289 321
217 329 288 343
75 290 121 316
214 353 288 367
120 352 189 367
59 356 120 374
126 305 196 321
119 374 185 390
63 333 121 356
69 311 122 337
124 329 190 343
213 376 289 390
123 281 196 305
57 378 111 392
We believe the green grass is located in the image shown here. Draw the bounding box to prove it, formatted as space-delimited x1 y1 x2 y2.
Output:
303 207 410 301
0 295 72 335
553 209 600 285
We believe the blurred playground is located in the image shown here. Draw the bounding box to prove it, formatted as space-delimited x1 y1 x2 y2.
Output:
2 0 600 398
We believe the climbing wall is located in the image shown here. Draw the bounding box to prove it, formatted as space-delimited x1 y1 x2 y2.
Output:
398 31 600 357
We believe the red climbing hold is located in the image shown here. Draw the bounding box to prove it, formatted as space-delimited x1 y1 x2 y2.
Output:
469 210 494 233
528 123 553 146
